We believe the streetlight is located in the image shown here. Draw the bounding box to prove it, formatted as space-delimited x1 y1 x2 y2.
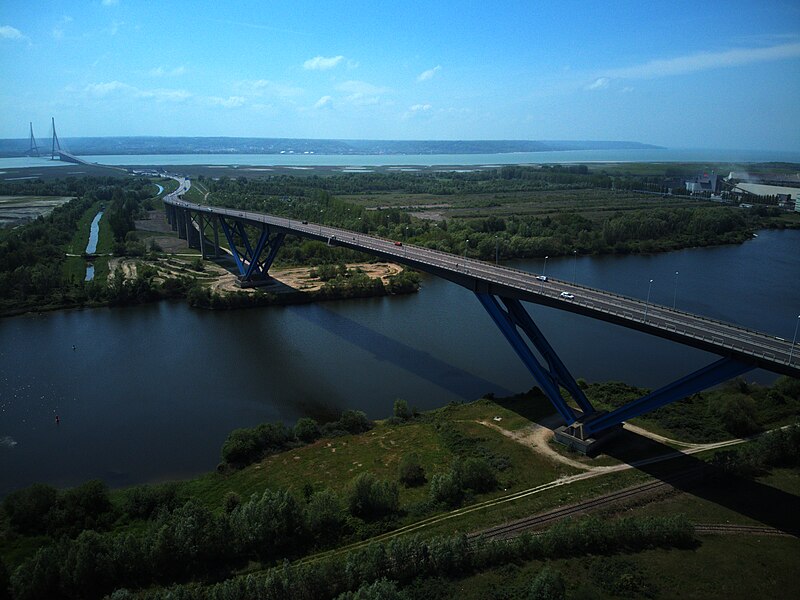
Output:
644 279 654 322
464 239 469 258
790 315 800 364
495 235 499 266
319 210 323 234
541 255 549 291
672 271 679 309
572 250 577 284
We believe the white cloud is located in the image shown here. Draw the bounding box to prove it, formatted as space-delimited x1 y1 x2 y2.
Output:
417 65 441 82
84 81 133 96
236 79 303 98
303 55 344 70
208 96 246 108
601 42 800 80
149 65 187 77
313 95 332 109
0 25 24 40
83 81 191 102
585 77 610 90
403 103 433 119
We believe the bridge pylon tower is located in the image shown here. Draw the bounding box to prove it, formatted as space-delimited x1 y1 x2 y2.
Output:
50 116 61 160
27 122 39 157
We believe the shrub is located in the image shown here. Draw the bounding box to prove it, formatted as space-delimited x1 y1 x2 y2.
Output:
459 457 498 493
528 567 566 600
223 491 241 514
393 399 411 420
338 410 373 435
294 417 321 443
346 473 399 519
2 483 57 534
123 483 182 520
398 453 426 487
428 471 463 507
306 489 345 540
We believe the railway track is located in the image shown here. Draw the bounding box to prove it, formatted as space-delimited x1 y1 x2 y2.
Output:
694 524 794 537
469 468 704 542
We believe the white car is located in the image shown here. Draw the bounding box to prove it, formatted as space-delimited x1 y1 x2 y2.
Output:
536 275 548 281
560 292 575 299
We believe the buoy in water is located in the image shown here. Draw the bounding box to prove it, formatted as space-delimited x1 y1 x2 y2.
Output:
55 415 60 425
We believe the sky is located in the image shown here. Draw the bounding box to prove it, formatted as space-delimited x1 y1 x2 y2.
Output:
1 0 799 150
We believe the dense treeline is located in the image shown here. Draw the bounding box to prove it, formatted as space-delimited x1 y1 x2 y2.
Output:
585 376 800 442
103 515 695 600
201 171 781 265
220 410 373 467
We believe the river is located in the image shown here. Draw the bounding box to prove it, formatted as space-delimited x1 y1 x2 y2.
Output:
0 229 798 495
3 147 800 170
84 211 104 282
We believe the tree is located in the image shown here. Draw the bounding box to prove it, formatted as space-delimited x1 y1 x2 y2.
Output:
460 457 498 493
2 483 57 534
398 453 426 487
338 410 373 434
393 399 411 420
428 472 463 507
528 567 566 600
294 417 321 443
346 473 399 519
306 488 345 540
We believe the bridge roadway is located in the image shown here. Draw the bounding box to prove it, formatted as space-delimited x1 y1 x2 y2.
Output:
164 182 799 379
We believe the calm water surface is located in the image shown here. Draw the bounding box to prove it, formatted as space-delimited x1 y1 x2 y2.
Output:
1 229 798 495
3 147 800 170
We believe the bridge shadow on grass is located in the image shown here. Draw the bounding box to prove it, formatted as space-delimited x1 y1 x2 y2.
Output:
601 431 800 536
496 391 799 536
295 304 513 401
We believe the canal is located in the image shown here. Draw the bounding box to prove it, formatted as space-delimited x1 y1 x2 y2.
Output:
0 229 798 495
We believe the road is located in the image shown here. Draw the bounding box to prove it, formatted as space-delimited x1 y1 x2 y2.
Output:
162 183 799 379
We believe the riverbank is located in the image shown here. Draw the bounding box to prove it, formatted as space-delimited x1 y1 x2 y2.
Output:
1 383 797 598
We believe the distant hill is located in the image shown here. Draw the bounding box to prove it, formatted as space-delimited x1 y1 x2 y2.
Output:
0 136 663 157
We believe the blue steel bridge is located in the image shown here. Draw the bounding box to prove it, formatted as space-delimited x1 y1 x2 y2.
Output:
163 178 799 447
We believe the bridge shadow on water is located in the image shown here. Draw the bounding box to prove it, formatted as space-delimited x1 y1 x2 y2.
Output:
495 395 800 536
295 304 513 401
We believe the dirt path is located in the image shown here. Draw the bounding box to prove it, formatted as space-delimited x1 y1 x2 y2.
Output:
478 419 594 471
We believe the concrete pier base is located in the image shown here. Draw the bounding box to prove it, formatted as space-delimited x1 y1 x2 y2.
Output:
553 412 624 455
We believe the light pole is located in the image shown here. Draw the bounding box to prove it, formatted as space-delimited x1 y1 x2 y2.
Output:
495 235 499 266
572 250 577 284
790 315 800 364
672 271 679 309
319 210 323 235
464 239 469 258
644 279 654 322
541 255 549 291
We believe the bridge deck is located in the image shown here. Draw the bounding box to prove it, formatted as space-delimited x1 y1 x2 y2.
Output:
164 187 799 378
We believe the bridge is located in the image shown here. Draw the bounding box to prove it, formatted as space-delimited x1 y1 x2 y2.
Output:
162 179 799 450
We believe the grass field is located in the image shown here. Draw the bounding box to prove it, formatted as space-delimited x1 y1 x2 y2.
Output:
442 535 800 600
339 188 716 222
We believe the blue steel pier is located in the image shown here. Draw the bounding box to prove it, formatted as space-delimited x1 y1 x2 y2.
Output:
163 179 799 451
